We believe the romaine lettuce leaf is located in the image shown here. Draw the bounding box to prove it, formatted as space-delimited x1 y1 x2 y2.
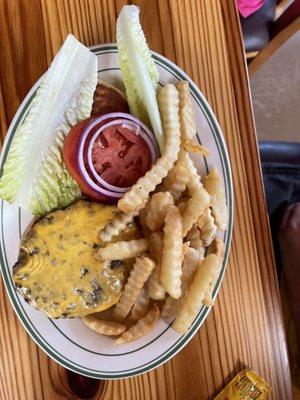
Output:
0 34 97 216
117 5 163 151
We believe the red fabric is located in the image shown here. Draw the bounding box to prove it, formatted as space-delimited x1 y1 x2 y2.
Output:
237 0 265 17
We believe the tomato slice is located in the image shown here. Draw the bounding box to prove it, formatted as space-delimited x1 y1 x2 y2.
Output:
89 124 151 188
63 114 153 202
63 116 108 201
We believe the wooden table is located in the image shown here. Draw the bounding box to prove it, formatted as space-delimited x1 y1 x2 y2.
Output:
0 1 293 399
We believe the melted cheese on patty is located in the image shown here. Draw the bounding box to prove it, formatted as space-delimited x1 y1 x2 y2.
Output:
13 200 139 318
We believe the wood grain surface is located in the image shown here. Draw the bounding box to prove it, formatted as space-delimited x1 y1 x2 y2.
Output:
0 1 292 399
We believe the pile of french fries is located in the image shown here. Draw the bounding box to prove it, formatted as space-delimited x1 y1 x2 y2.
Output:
82 81 228 345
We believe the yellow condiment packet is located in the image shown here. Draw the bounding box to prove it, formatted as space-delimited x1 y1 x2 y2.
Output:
214 369 271 399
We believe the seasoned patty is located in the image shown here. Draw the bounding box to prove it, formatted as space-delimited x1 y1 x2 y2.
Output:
13 200 139 318
92 80 130 115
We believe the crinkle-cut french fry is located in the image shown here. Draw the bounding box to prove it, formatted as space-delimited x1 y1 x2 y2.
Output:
169 162 190 201
208 237 225 258
180 151 210 236
160 161 190 201
196 208 209 228
145 191 174 231
186 225 200 245
147 232 166 300
82 315 126 336
177 81 196 141
183 139 210 158
203 168 228 231
96 238 149 261
160 205 183 299
162 247 200 318
203 239 225 306
114 304 160 345
113 255 155 320
177 200 189 215
117 153 172 214
196 207 217 246
182 189 210 237
117 84 181 214
182 241 190 257
207 236 225 258
148 232 163 264
129 288 151 321
180 150 201 190
99 209 139 242
172 254 221 334
138 199 152 238
202 296 214 307
186 225 205 260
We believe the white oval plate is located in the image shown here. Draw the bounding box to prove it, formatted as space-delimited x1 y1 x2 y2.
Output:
0 44 233 379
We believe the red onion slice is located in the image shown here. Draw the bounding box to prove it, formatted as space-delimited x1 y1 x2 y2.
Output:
87 119 157 193
77 113 159 198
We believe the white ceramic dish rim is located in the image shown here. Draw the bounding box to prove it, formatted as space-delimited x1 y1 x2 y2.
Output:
0 43 233 379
